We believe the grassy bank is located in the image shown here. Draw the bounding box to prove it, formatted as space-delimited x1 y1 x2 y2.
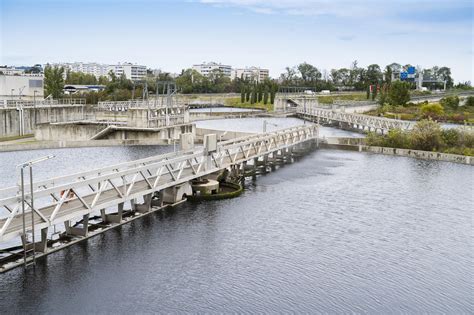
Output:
224 97 273 111
365 98 474 123
366 120 474 156
317 93 367 104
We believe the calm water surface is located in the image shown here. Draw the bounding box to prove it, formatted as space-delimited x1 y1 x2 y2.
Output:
195 117 364 137
0 148 472 314
190 107 262 113
0 146 173 189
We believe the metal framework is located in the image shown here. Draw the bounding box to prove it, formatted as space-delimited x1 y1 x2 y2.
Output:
0 125 318 243
1 99 86 108
298 106 411 131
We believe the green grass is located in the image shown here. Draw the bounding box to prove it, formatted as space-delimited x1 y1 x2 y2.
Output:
317 93 368 104
224 97 273 111
0 134 34 142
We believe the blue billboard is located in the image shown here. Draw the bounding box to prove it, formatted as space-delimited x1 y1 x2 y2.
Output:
407 67 415 74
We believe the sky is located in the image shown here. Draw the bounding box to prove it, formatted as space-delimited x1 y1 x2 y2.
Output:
1 0 473 82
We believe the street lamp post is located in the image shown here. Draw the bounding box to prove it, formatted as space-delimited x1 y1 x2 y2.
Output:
33 90 38 124
17 155 55 268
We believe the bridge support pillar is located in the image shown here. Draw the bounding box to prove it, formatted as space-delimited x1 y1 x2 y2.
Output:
151 191 164 208
65 214 89 237
21 227 49 254
100 203 123 224
135 193 152 213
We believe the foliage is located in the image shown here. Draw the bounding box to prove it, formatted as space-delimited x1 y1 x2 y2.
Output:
440 96 459 109
387 81 411 105
410 119 443 151
464 96 474 107
365 120 474 155
420 103 444 119
44 65 65 98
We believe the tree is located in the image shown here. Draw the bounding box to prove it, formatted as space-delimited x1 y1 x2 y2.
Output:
388 81 410 105
366 64 382 85
263 89 269 104
297 62 321 84
437 67 454 89
280 66 297 85
44 65 65 98
383 65 393 84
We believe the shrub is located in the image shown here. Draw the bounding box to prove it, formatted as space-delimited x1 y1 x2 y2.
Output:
388 81 411 106
385 129 410 148
465 96 474 107
440 96 460 109
409 119 443 151
420 103 444 119
441 129 460 147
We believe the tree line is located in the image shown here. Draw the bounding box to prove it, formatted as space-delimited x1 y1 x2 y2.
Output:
43 61 468 103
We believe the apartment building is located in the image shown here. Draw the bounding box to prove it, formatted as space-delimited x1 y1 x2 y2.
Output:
192 62 232 78
232 67 269 82
107 63 147 81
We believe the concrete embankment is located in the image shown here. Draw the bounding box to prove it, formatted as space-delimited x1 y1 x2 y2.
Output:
361 146 473 165
0 139 171 152
319 138 473 165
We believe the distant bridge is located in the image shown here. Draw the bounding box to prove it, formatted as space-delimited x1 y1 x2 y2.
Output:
297 106 412 133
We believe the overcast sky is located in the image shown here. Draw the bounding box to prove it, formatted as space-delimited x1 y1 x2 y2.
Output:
1 0 473 82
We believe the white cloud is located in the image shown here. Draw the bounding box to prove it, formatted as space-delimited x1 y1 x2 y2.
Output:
198 0 472 19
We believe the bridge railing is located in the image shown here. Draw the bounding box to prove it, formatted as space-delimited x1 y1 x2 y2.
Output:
1 99 86 108
298 106 412 131
0 124 318 242
97 98 185 111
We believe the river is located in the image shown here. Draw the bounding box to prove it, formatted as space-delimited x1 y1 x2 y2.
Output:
0 121 472 313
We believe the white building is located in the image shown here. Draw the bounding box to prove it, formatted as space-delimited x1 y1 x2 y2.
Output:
107 63 147 81
49 62 109 79
0 74 44 100
192 62 232 78
232 67 269 82
0 66 25 76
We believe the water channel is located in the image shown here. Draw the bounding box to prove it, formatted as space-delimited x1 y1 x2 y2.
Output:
0 118 471 313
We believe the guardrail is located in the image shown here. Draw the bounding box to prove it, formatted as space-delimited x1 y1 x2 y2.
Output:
1 99 86 108
297 106 411 131
97 98 185 111
0 124 318 242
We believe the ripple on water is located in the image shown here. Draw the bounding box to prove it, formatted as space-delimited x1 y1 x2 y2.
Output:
0 147 472 313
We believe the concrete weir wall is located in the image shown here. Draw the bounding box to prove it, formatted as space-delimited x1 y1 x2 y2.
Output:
362 146 473 165
35 123 195 141
0 105 88 138
195 128 254 142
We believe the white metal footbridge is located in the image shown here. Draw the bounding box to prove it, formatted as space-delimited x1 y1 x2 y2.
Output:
297 106 412 133
0 124 318 271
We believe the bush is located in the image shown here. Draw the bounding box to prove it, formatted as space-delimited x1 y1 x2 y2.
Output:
420 103 444 119
388 81 411 106
440 96 460 109
441 129 460 147
385 129 410 148
465 96 474 107
409 119 443 151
